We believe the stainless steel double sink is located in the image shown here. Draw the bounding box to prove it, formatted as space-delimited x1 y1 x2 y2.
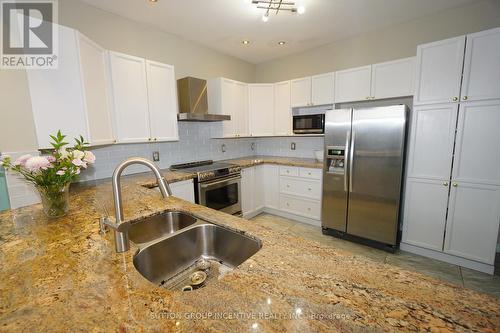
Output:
128 212 262 291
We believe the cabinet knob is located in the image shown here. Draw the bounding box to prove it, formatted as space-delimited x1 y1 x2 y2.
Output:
113 140 117 143
307 207 311 211
366 97 370 100
452 183 458 187
154 138 157 141
148 138 152 141
286 203 290 207
452 97 458 101
286 184 290 188
443 182 449 186
308 188 312 191
463 96 468 100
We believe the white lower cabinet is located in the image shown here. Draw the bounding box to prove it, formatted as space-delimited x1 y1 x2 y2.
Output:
444 182 500 264
402 178 449 251
169 180 195 203
241 165 322 222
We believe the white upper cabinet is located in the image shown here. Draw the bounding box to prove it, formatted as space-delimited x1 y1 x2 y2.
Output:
249 84 275 136
27 25 115 148
407 104 458 180
77 33 114 146
108 51 150 143
311 73 335 106
209 78 248 137
290 77 312 107
145 60 179 142
334 65 372 103
402 178 449 251
461 27 500 102
414 36 466 105
371 57 415 99
274 81 292 136
444 182 500 264
452 101 500 186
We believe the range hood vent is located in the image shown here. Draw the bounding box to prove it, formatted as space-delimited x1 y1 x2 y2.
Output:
177 77 230 122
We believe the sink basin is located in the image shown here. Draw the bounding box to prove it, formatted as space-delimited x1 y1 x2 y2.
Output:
128 211 197 244
133 223 262 290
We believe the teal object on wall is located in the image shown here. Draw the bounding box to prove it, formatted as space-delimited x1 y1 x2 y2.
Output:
0 167 10 211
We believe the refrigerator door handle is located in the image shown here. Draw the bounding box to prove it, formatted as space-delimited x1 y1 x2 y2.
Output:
349 130 355 193
344 130 350 192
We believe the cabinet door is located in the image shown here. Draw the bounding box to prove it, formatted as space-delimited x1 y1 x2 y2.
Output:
311 73 334 105
290 77 312 107
253 165 265 211
402 178 449 251
146 60 179 142
274 81 292 136
263 164 279 209
452 101 500 185
241 167 254 215
233 81 249 137
444 182 500 264
414 36 465 105
169 180 195 203
371 57 415 99
461 27 500 102
407 104 458 180
77 33 114 146
249 84 274 136
219 79 237 137
108 51 150 143
27 25 89 149
334 65 372 103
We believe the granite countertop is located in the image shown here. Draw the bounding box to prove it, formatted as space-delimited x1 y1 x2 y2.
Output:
1 170 499 332
222 155 323 170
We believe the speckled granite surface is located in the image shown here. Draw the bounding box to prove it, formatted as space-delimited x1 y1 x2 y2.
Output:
1 172 499 332
223 155 323 169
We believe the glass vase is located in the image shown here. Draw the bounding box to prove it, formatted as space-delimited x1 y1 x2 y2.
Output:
36 183 70 218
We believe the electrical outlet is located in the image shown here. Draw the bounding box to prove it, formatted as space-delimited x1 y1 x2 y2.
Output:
221 144 226 153
291 142 296 150
251 142 255 151
152 151 160 162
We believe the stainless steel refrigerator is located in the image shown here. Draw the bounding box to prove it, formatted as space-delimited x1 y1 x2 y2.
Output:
321 105 407 249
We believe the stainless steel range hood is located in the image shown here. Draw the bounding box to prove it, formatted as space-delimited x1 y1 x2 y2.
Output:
177 77 230 122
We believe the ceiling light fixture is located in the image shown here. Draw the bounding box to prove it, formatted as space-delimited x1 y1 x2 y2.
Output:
251 1 305 18
148 0 158 3
278 41 286 45
242 40 251 45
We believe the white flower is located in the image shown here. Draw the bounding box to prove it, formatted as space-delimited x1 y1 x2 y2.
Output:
83 151 96 164
24 156 51 172
72 150 85 160
58 149 70 159
56 170 66 176
14 154 32 166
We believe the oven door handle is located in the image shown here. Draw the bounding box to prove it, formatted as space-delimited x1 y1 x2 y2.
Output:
200 175 241 189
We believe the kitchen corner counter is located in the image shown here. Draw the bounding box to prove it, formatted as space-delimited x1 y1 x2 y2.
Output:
222 155 323 169
0 174 499 332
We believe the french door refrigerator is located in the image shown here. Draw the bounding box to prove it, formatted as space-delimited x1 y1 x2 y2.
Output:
321 105 407 249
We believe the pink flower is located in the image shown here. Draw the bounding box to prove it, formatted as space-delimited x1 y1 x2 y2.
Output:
72 159 87 168
83 151 96 164
24 156 51 172
47 156 56 163
14 154 32 166
56 170 66 176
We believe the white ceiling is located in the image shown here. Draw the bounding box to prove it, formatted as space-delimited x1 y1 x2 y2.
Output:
80 0 479 64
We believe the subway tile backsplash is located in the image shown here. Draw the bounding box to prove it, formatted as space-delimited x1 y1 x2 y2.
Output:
5 122 324 209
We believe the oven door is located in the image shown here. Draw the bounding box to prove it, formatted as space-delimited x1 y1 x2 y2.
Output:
198 175 242 216
293 114 325 134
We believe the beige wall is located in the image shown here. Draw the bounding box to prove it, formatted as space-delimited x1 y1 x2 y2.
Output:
0 0 255 152
255 0 500 82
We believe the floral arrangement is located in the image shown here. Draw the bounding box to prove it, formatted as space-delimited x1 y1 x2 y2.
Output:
1 131 96 217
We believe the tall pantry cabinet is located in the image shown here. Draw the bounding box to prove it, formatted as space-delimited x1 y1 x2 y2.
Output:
402 27 500 274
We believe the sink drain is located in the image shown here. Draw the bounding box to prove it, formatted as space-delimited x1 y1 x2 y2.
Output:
190 270 207 286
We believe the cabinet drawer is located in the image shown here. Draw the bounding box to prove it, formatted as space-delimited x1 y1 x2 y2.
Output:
280 177 322 200
279 194 321 220
280 166 299 177
299 167 322 180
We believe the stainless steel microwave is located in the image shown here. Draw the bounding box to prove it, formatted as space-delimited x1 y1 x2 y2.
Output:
293 114 325 134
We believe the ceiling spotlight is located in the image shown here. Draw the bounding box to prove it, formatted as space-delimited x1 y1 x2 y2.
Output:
242 40 251 45
297 6 305 14
278 41 286 45
148 0 158 3
262 13 269 22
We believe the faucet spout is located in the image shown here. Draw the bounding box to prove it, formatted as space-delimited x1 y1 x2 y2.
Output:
108 157 172 252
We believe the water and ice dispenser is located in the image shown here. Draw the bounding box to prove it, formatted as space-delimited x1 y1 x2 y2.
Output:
325 146 346 174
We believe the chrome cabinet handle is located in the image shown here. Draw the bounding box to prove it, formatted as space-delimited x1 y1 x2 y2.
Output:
463 96 468 100
452 97 458 101
452 183 458 187
443 182 449 186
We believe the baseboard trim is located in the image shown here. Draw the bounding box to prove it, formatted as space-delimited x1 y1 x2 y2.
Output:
400 242 495 275
243 206 321 227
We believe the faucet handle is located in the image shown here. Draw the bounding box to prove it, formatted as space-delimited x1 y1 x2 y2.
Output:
99 216 109 234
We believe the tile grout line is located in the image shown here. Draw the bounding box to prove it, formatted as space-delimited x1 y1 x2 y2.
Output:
458 266 465 288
